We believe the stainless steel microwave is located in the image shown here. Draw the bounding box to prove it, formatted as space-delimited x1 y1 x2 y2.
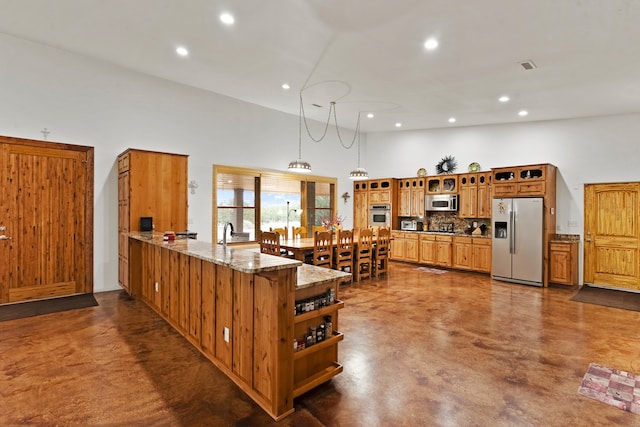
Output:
425 194 458 212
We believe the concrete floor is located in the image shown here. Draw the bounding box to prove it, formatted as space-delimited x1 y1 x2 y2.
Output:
2 262 639 426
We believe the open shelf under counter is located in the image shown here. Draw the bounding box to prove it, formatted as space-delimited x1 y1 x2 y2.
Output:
293 362 344 398
295 300 344 324
294 331 344 361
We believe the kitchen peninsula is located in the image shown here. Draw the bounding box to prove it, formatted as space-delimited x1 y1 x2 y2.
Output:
126 232 348 420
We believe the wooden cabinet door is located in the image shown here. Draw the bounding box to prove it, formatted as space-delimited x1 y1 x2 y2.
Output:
584 183 640 290
353 191 368 229
549 244 571 284
458 174 477 219
419 237 436 264
459 185 476 218
453 238 472 270
390 233 405 260
0 139 93 303
472 240 492 273
398 189 410 217
405 234 419 262
410 189 424 217
436 239 452 267
477 172 492 219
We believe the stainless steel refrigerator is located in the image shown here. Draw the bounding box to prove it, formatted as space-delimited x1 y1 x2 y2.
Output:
492 197 544 286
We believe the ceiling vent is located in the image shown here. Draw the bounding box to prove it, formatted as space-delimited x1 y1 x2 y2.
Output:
312 103 323 108
520 60 537 70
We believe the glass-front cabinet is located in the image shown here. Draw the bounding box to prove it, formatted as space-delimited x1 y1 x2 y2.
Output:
427 175 457 194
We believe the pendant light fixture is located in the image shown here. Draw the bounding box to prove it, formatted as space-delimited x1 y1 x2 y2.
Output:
288 82 371 177
349 116 368 180
288 94 312 173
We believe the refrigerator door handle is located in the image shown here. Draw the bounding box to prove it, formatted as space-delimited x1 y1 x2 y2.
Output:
509 210 515 254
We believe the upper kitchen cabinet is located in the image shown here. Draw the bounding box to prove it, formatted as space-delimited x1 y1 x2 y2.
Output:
459 171 492 219
476 172 492 218
398 178 425 217
492 164 556 198
458 174 477 218
427 175 458 195
353 181 369 229
369 178 394 204
118 148 188 294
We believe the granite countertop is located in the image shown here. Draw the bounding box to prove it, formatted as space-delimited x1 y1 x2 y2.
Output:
296 264 351 290
129 232 301 274
392 229 491 239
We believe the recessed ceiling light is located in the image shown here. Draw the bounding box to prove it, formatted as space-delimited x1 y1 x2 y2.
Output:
499 96 510 103
448 117 456 123
424 38 438 50
367 113 374 119
176 46 189 57
220 13 235 25
281 83 290 90
395 122 402 128
518 110 529 117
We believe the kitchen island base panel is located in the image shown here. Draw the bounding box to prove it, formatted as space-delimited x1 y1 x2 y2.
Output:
127 233 346 420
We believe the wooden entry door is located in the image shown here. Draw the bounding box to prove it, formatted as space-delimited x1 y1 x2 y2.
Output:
0 136 94 304
584 183 640 290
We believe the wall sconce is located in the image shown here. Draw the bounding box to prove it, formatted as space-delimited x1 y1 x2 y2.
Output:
342 192 351 204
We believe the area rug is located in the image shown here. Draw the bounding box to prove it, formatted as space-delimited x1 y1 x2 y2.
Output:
0 293 99 322
570 285 640 312
415 267 447 275
578 362 640 414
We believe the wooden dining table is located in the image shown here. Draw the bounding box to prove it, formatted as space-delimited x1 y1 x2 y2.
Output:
279 237 337 261
279 231 385 262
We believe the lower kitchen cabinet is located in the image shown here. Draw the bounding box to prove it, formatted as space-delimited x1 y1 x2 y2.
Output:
471 238 492 273
391 231 419 262
549 240 579 286
397 232 491 273
419 234 452 268
453 236 473 270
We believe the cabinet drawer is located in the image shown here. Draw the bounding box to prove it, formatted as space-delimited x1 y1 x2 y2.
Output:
419 234 436 241
518 181 545 195
493 183 517 197
549 242 570 252
472 238 491 246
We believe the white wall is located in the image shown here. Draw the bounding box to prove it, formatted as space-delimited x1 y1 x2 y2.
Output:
365 113 640 283
0 34 359 293
2 33 638 291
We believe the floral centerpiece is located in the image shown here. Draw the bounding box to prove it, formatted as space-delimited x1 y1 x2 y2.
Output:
321 214 344 232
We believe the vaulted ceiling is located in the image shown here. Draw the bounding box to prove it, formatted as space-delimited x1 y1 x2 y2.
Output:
1 0 639 132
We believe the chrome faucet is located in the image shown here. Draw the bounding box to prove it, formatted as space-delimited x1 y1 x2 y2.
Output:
222 222 234 250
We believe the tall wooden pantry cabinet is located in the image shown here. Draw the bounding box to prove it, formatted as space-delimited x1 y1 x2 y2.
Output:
117 149 188 294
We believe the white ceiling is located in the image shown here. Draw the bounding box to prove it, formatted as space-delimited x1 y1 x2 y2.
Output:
1 0 640 132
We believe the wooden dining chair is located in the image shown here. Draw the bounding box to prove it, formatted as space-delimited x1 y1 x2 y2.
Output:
293 226 307 238
355 228 374 281
260 231 282 256
375 227 391 277
312 230 333 268
334 228 354 276
311 225 325 236
270 227 288 240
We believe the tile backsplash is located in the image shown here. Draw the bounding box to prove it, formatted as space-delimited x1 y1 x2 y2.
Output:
426 212 491 235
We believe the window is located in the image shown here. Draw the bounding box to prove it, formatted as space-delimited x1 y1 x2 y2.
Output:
213 165 337 243
215 171 257 242
260 174 302 238
307 181 334 227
